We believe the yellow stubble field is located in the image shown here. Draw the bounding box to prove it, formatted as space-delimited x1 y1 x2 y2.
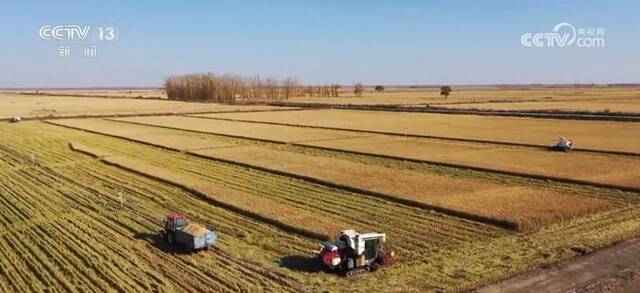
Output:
196 109 640 154
0 93 297 119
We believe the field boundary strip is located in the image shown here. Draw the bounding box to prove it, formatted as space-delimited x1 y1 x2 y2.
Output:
67 142 330 241
50 120 518 229
93 118 640 194
1 107 308 123
260 101 640 122
185 115 640 157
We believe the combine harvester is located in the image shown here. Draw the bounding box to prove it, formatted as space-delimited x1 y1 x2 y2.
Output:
551 137 574 152
160 213 217 251
317 229 395 276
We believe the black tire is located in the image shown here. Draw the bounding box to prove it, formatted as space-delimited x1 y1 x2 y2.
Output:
167 232 175 245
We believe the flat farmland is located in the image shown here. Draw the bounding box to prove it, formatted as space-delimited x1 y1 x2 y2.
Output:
104 115 640 190
195 109 640 154
0 93 297 120
35 89 168 99
4 120 640 292
440 97 640 113
301 136 640 190
70 142 349 238
191 145 610 230
0 127 314 292
62 136 502 261
289 86 640 108
51 118 613 230
2 121 512 291
110 115 368 143
53 118 237 151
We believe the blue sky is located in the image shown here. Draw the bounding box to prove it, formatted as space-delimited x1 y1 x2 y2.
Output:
0 0 638 87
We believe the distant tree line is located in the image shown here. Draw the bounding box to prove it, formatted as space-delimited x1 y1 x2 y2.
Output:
165 73 340 102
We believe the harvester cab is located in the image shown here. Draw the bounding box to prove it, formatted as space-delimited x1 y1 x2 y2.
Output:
551 137 573 152
318 229 395 276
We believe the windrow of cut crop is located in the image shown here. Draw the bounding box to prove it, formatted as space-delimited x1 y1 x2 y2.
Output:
0 126 312 292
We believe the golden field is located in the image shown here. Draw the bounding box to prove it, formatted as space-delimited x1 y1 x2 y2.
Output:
101 115 640 190
440 97 640 113
53 119 612 229
0 93 295 119
191 145 610 230
300 135 640 190
2 88 640 292
112 115 367 143
289 85 640 109
198 109 640 153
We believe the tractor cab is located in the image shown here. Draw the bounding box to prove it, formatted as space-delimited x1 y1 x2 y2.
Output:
164 213 187 232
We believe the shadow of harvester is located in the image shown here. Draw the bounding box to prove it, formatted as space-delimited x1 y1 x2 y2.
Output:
279 255 325 273
134 231 201 255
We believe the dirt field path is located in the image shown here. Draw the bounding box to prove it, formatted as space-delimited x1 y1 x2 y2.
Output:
477 238 640 293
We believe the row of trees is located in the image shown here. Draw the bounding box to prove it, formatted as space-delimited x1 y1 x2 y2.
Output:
165 73 341 102
165 73 452 101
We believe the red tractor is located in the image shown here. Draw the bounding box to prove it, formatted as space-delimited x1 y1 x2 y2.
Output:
317 229 395 276
160 213 217 251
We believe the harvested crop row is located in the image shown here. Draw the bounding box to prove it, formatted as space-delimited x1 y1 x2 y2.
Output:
439 97 640 113
106 116 640 190
36 122 504 253
0 166 308 292
0 92 299 119
289 86 640 107
190 145 610 230
300 136 640 190
50 118 624 230
0 131 312 292
5 121 640 292
58 118 236 151
2 121 510 291
68 139 504 260
103 115 368 143
71 141 346 239
193 109 640 154
0 126 316 256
